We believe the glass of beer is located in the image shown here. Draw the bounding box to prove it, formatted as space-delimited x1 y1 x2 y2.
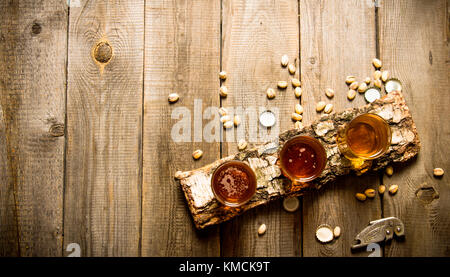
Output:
336 113 391 169
211 160 257 207
279 136 327 183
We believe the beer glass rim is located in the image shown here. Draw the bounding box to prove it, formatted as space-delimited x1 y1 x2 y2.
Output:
279 135 327 183
344 113 392 160
211 160 257 207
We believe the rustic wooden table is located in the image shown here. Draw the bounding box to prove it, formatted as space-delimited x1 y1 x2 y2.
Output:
0 0 448 257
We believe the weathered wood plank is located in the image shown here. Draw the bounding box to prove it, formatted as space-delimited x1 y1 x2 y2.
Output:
0 89 16 256
179 91 420 232
141 0 221 256
299 0 381 257
0 0 67 257
379 0 450 256
64 0 143 256
220 0 301 256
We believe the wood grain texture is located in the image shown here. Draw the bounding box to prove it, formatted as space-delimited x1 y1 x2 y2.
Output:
64 0 143 256
299 0 381 256
0 0 67 256
220 0 301 257
0 0 448 257
379 0 450 257
141 0 221 256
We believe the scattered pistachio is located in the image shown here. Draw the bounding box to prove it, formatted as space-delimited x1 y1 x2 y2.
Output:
381 70 390 82
220 115 231 123
324 103 333 114
433 168 444 177
223 120 234 129
347 89 357 100
316 225 334 243
294 87 302 98
389 184 399 195
291 113 303 121
325 88 335 98
364 189 376 198
378 185 386 195
385 165 394 176
288 63 296 74
192 149 203 160
238 139 248 151
294 121 303 129
345 75 356 84
219 71 227 80
295 103 304 115
349 81 359 90
373 70 382 80
358 82 368 93
277 81 288 89
234 115 241 127
316 101 326 112
219 85 228 97
258 224 267 235
333 226 341 238
281 55 289 67
355 193 367 201
291 78 301 87
372 58 382 69
373 79 382 88
219 107 228 116
364 77 371 85
168 93 180 103
266 88 276 99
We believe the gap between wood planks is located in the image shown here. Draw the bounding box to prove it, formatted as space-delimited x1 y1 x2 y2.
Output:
297 0 304 258
374 0 385 258
61 0 71 258
219 0 224 257
138 0 147 258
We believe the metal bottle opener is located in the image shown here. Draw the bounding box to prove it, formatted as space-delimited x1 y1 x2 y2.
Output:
351 217 405 250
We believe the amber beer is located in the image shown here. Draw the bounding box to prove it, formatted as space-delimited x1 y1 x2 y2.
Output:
279 136 327 183
211 161 257 207
337 113 391 167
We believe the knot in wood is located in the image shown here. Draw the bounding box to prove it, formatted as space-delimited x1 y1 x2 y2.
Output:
415 184 439 204
32 23 42 35
49 123 65 137
93 42 112 64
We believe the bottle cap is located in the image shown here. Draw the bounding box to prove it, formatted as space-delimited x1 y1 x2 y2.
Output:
315 224 334 243
259 110 276 127
385 78 402 93
283 197 300 212
364 87 381 103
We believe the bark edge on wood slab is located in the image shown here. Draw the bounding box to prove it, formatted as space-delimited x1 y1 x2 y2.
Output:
177 91 420 229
